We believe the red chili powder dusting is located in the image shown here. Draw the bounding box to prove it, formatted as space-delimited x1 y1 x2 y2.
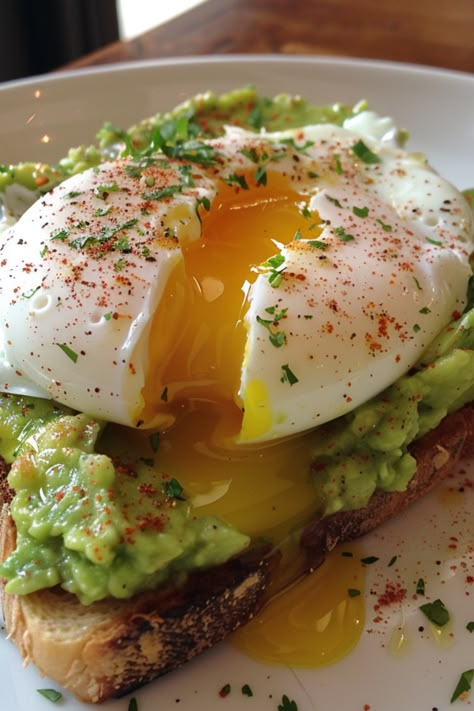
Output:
374 581 407 611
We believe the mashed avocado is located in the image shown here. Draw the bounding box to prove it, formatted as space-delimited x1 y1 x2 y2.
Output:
312 303 474 512
0 86 362 197
0 406 248 604
0 88 473 604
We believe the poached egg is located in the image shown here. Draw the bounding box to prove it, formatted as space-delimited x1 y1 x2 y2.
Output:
0 116 472 447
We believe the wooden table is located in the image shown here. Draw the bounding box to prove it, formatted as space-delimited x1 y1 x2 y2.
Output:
66 0 474 74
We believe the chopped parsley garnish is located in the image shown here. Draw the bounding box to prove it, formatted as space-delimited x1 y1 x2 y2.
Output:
240 146 259 163
268 271 284 288
262 253 286 288
22 285 40 300
169 140 218 167
280 363 298 385
160 386 168 402
264 254 285 269
467 621 474 633
419 598 450 627
219 683 231 698
163 477 184 499
451 669 474 703
426 236 443 246
142 183 183 200
50 229 69 242
63 190 82 199
104 112 219 167
353 205 369 218
94 205 112 217
37 689 63 703
196 196 211 212
248 104 265 130
388 555 397 567
67 218 138 255
348 588 361 597
463 274 474 313
140 245 155 261
159 138 213 166
360 556 379 565
114 257 127 272
413 323 421 332
241 684 253 697
278 695 298 711
325 194 343 208
149 432 160 453
308 239 328 250
128 698 138 711
333 153 344 174
254 165 267 185
178 162 195 187
281 137 315 152
222 172 249 190
256 307 288 348
334 226 355 242
419 306 431 314
416 578 425 595
239 145 283 186
376 218 392 232
57 343 78 363
351 139 382 164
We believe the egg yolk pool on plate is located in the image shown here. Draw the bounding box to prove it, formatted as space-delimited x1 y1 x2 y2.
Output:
0 93 473 670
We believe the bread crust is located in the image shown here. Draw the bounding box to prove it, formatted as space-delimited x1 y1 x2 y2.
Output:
1 405 473 703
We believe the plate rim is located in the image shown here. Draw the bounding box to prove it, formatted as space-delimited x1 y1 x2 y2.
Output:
1 53 473 94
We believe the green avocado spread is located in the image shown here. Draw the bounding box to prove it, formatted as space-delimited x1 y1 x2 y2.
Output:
0 87 362 197
0 87 473 605
0 409 247 604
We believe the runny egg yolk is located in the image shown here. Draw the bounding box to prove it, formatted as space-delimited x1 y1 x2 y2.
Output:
144 169 324 543
131 170 366 668
143 168 321 436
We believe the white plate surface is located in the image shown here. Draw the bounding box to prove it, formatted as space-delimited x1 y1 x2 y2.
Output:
1 55 473 711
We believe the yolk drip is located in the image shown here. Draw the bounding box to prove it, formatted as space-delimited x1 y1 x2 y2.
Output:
151 400 319 543
134 170 365 670
231 544 366 667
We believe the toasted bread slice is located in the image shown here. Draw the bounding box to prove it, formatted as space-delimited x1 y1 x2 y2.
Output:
1 405 473 703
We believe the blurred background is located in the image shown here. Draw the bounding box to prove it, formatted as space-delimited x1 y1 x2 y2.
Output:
0 0 205 83
117 0 205 40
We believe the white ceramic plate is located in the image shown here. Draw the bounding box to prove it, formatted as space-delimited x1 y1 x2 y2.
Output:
1 56 473 711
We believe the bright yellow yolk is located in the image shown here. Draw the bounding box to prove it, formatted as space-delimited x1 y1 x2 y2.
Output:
153 169 318 416
144 169 324 542
135 169 364 669
231 543 366 667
